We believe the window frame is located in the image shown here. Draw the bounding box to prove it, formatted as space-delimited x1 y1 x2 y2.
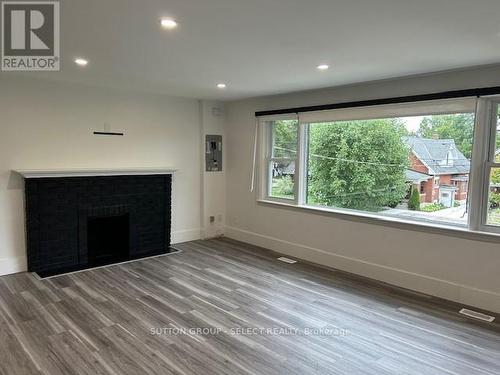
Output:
261 115 300 204
473 97 500 233
257 98 500 236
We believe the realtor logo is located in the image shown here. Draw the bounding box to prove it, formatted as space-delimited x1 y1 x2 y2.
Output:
1 1 59 71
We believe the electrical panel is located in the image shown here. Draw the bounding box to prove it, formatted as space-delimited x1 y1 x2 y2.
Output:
206 135 223 172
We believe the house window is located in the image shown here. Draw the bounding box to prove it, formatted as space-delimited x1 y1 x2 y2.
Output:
259 98 479 229
266 119 298 200
480 102 500 229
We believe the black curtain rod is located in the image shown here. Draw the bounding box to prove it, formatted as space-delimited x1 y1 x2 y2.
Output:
255 86 500 117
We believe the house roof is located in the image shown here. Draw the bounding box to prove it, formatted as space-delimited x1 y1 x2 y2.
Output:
405 169 431 183
281 161 295 175
403 136 470 175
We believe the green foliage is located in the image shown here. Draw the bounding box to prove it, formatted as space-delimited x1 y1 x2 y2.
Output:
273 120 297 158
489 193 500 209
307 119 409 211
408 187 421 211
421 203 445 212
419 114 474 158
272 175 294 198
491 169 500 184
488 208 500 225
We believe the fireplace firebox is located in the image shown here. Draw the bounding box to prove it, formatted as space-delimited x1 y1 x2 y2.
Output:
87 213 130 267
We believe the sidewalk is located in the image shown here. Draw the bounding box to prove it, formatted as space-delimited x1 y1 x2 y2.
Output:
380 205 468 225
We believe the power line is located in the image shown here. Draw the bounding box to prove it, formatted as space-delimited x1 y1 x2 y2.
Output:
273 146 471 168
309 153 403 167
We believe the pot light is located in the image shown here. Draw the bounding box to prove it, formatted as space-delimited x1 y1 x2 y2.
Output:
74 58 88 66
160 18 178 29
217 83 226 89
317 64 329 71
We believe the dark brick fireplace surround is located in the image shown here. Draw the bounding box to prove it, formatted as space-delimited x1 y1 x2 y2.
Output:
23 173 172 277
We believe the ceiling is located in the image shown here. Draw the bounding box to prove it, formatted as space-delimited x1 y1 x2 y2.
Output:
7 0 500 100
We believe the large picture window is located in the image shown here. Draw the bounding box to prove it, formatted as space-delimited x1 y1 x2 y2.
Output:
258 97 500 235
306 113 474 226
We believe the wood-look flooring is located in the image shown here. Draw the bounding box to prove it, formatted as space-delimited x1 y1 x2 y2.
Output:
0 237 499 375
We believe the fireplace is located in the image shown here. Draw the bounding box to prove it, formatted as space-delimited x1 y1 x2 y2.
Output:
18 168 174 277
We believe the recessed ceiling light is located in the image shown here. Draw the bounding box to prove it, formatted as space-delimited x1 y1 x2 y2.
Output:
74 58 88 66
160 18 178 29
317 64 329 71
217 83 226 89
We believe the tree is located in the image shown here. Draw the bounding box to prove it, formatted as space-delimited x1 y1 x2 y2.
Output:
408 186 421 211
418 114 474 158
308 119 409 211
273 120 297 158
491 168 500 184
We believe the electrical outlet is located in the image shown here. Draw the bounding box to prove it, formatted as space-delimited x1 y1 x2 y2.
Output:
209 216 215 223
217 214 223 222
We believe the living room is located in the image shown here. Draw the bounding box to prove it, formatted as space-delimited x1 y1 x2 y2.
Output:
0 1 499 374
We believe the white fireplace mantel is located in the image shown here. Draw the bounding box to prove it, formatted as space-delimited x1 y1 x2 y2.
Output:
14 168 177 178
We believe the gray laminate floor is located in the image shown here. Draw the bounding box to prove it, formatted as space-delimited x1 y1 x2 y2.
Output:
0 238 499 375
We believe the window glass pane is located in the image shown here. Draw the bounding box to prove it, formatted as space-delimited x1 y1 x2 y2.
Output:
487 167 500 226
495 105 500 162
272 120 298 158
306 113 474 226
271 161 295 199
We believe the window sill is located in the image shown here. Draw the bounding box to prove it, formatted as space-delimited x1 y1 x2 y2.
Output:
257 199 500 244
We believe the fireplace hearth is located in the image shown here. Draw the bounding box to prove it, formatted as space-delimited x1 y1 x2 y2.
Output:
17 169 174 277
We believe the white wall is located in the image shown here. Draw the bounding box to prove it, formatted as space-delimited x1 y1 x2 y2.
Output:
0 76 202 275
200 101 226 239
225 65 500 314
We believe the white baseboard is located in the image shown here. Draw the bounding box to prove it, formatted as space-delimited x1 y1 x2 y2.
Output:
0 256 27 276
201 227 225 240
225 226 500 314
171 228 202 244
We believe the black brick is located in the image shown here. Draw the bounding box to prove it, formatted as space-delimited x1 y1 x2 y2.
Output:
25 175 172 274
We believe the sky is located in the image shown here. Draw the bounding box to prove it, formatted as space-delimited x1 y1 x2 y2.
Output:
401 116 425 133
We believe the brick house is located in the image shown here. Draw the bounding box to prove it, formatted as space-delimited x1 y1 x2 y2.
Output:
403 137 470 207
